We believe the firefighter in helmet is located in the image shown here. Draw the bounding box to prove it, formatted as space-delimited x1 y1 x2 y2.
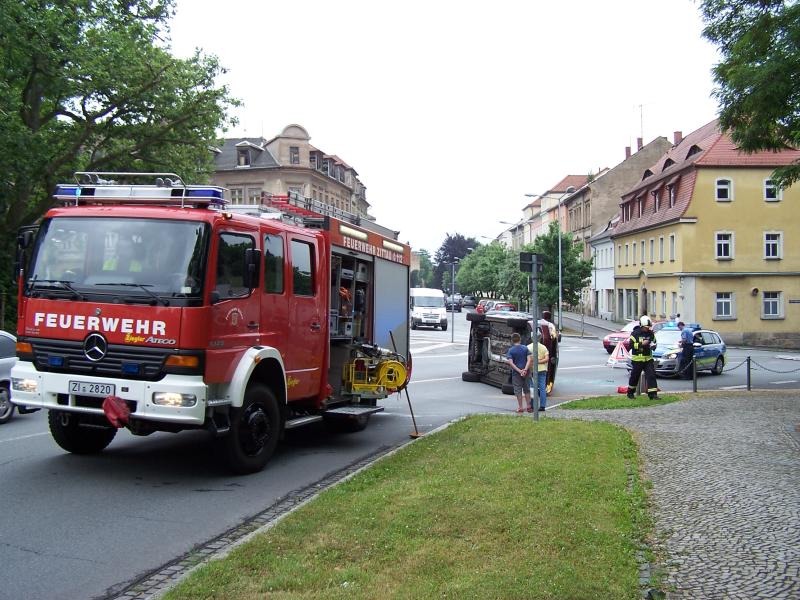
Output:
627 315 658 399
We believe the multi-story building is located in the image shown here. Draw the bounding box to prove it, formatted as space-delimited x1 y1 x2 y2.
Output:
612 119 800 348
211 124 372 220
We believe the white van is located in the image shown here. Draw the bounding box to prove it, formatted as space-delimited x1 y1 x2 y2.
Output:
410 288 448 330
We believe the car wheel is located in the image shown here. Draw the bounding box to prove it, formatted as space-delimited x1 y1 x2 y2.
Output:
461 371 480 382
411 322 417 330
711 357 724 375
48 410 117 454
441 323 447 331
0 384 15 424
222 384 281 474
605 347 614 354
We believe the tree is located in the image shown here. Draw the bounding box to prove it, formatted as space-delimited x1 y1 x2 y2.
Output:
432 233 480 290
456 242 508 298
0 0 238 326
701 0 800 187
411 249 433 287
529 222 593 314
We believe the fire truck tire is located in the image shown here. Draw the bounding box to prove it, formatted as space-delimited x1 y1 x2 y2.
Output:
48 410 117 454
461 371 480 382
223 384 281 474
0 384 15 424
326 413 371 433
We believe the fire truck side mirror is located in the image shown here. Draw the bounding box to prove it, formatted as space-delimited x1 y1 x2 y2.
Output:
14 227 37 283
244 248 261 289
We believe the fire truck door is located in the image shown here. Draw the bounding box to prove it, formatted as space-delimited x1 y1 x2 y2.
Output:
208 230 260 382
285 237 324 399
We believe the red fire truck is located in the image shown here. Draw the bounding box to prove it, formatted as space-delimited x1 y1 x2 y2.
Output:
10 172 411 473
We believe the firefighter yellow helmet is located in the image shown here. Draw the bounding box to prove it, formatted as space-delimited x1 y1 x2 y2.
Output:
640 315 652 327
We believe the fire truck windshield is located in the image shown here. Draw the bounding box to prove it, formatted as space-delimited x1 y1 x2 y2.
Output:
27 217 209 303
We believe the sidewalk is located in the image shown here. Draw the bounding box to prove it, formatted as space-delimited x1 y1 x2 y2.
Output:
560 309 627 335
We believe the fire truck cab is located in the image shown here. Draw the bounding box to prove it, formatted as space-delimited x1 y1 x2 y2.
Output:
11 172 410 473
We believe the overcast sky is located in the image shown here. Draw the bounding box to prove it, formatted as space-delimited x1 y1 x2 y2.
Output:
170 0 720 255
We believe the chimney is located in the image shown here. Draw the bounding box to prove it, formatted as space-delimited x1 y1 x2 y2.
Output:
673 131 683 145
625 146 631 159
637 137 643 151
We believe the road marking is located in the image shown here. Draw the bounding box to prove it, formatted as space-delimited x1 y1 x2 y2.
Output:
0 431 49 444
408 376 462 384
771 380 799 385
410 342 457 354
720 385 748 390
413 353 468 359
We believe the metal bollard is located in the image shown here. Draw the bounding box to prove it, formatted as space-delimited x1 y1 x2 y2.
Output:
746 356 751 391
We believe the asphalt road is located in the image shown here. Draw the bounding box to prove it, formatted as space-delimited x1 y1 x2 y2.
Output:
1 311 798 599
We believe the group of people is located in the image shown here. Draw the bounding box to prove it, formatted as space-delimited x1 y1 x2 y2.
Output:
505 311 555 414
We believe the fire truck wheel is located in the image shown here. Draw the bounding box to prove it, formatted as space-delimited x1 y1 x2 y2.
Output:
325 413 370 433
0 384 15 424
48 410 117 454
223 384 280 474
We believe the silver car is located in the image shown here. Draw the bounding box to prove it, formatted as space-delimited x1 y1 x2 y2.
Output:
0 330 17 423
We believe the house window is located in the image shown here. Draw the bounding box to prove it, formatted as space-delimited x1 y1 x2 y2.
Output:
636 197 642 217
667 185 677 207
650 291 656 313
671 292 678 317
624 244 629 266
632 242 637 265
764 179 781 201
764 232 782 259
237 149 251 167
310 154 317 169
652 190 660 212
617 245 622 267
715 178 732 201
649 239 655 264
715 232 734 260
640 240 645 265
659 236 664 262
762 291 783 319
247 188 261 203
661 291 667 316
289 146 300 165
714 292 735 319
669 234 676 261
229 187 244 204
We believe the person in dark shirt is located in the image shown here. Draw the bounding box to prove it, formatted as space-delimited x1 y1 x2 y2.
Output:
678 321 695 379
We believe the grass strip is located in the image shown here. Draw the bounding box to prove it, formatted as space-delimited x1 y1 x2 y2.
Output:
164 415 651 600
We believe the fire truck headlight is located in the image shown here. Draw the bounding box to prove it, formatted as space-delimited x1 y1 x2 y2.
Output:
152 392 197 407
12 377 38 393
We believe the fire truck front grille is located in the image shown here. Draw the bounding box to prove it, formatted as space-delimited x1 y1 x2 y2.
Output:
31 339 170 381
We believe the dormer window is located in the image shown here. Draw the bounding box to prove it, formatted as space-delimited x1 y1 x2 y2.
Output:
651 190 660 212
687 144 702 157
716 178 733 202
637 197 642 217
237 149 251 167
663 158 675 170
310 154 317 169
668 185 677 207
642 169 653 180
290 146 300 165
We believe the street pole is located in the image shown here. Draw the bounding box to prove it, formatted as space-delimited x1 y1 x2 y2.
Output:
450 260 458 343
530 268 539 422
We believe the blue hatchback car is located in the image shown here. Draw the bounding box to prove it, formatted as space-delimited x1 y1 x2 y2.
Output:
650 325 727 377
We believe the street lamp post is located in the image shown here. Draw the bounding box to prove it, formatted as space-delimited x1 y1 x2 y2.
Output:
556 186 576 331
449 258 460 343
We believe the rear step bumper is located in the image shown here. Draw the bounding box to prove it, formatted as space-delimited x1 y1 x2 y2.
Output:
284 405 384 430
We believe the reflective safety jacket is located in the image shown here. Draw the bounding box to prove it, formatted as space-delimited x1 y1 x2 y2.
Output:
628 325 657 362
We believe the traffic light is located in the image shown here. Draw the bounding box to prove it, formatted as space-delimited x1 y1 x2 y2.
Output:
519 252 533 272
